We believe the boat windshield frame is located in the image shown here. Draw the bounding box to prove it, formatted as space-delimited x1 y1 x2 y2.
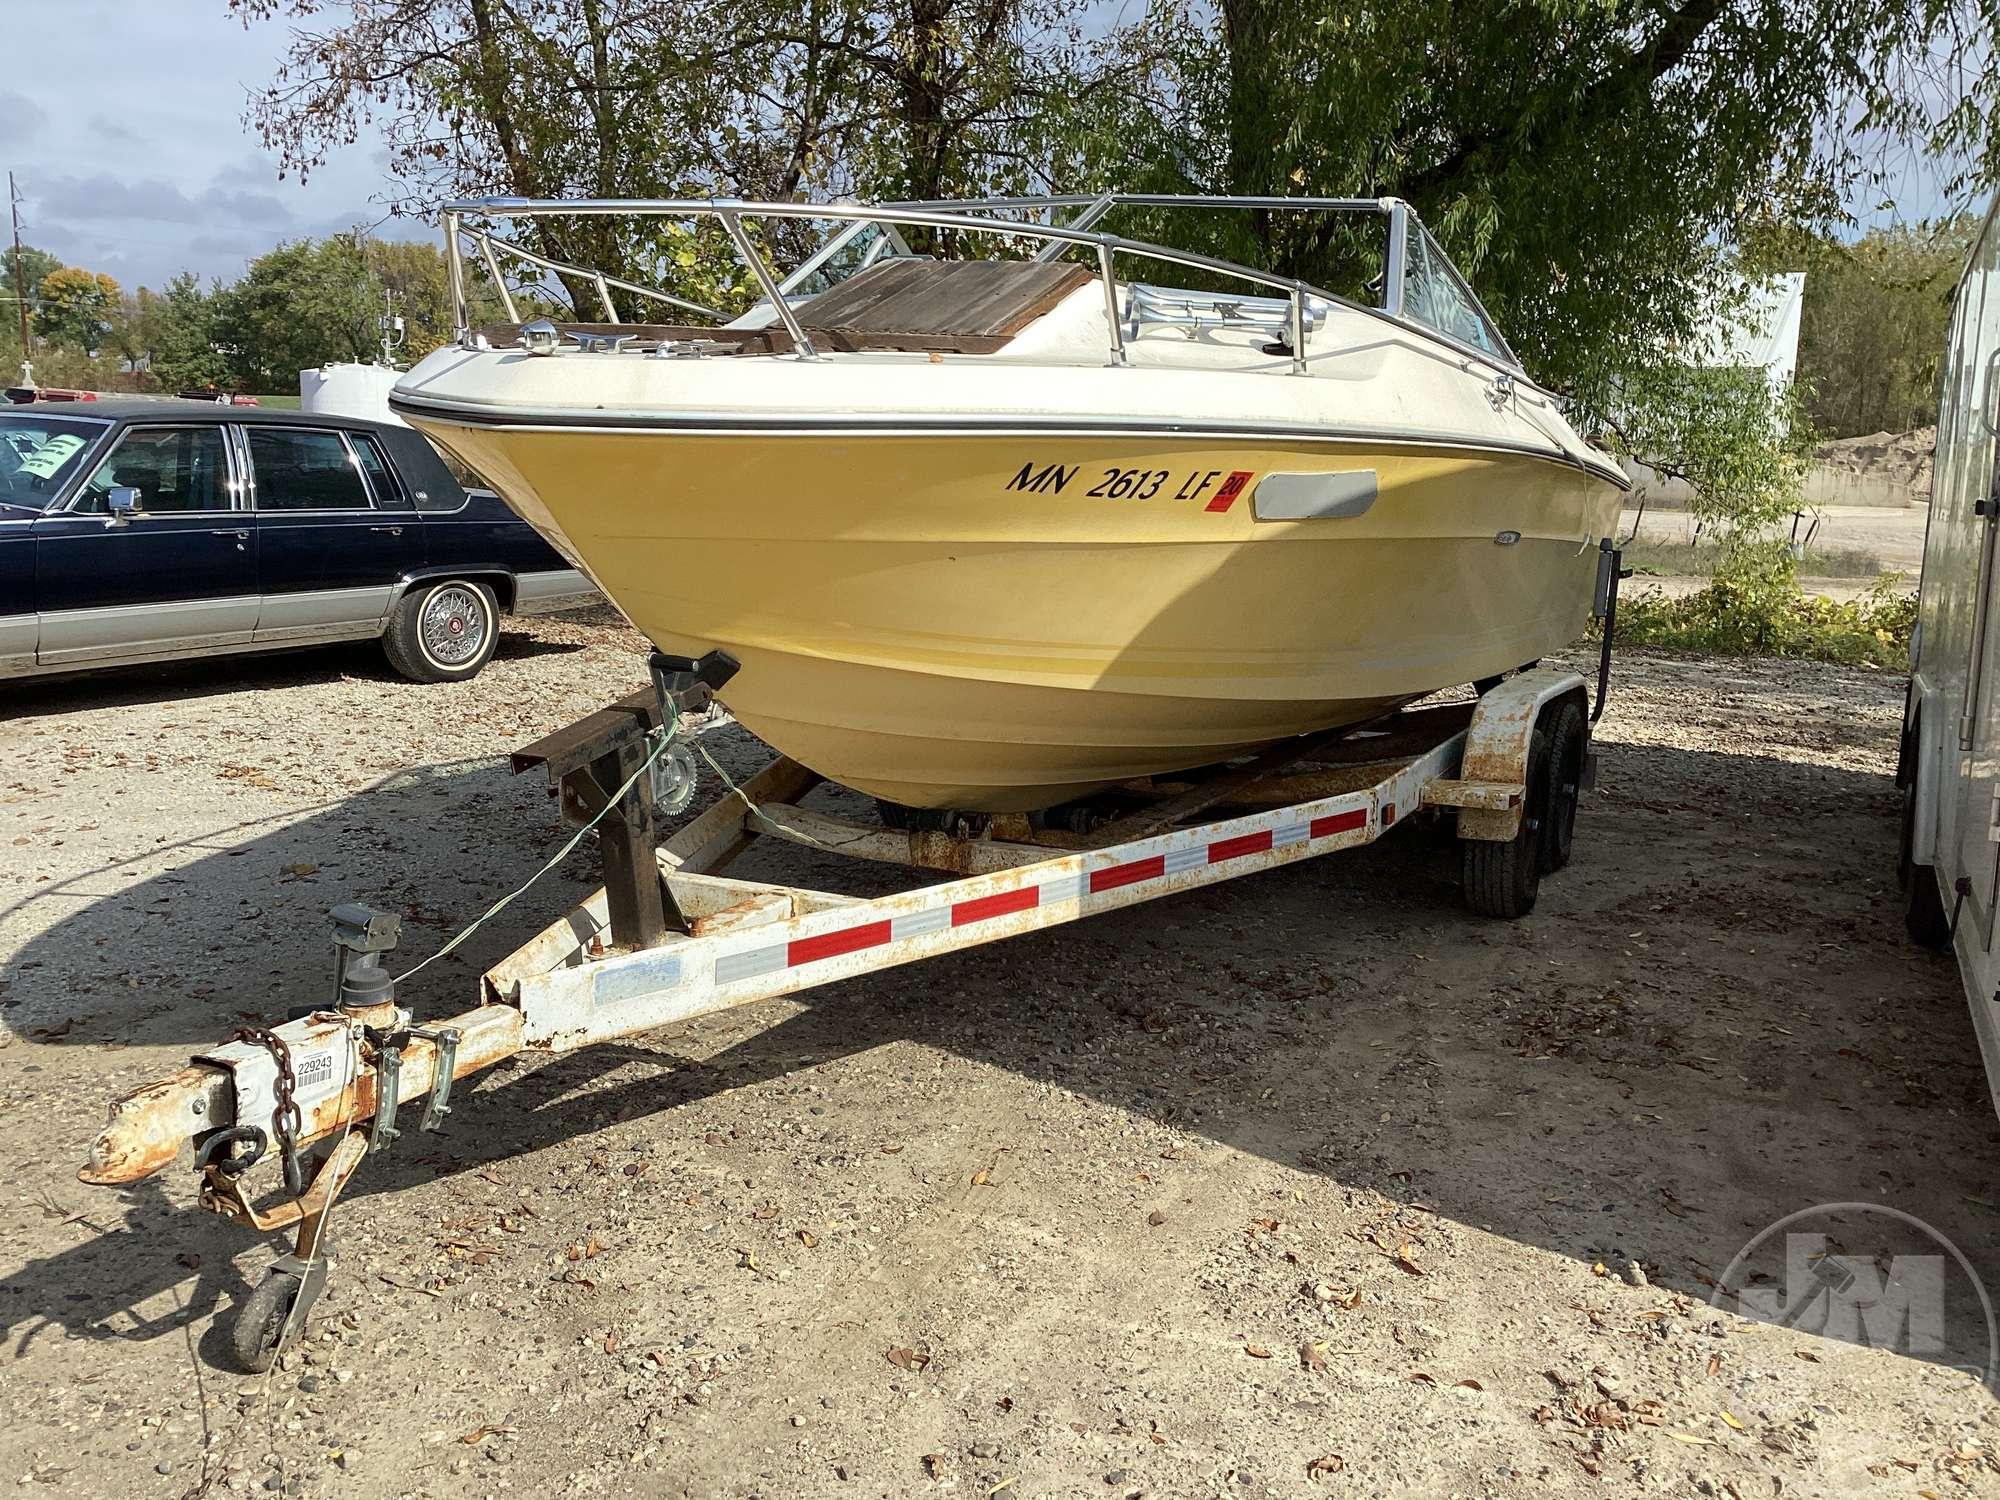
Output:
438 193 1530 386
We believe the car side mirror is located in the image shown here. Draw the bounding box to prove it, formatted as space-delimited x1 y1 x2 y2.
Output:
105 486 140 526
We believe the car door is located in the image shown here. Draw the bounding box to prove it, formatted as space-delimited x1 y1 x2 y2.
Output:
33 422 257 666
0 512 34 672
242 424 425 642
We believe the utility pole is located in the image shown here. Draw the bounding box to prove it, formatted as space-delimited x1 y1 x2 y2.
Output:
9 173 30 387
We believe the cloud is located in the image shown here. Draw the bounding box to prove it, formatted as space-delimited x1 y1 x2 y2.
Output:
213 153 281 191
34 172 295 229
0 91 47 150
86 114 143 147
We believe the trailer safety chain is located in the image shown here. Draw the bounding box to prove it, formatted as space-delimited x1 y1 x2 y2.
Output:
231 1025 308 1200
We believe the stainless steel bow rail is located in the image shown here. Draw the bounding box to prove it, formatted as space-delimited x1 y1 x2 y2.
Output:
78 664 1594 1370
439 191 1529 383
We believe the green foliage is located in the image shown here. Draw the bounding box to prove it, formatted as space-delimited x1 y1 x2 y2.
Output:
212 238 379 390
1132 0 2000 417
230 0 1170 300
1 244 59 324
1607 363 1814 537
1767 218 1975 439
1617 568 1917 666
209 236 493 390
34 267 119 351
143 273 231 392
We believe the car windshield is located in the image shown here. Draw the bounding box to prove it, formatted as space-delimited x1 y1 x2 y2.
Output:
0 414 107 511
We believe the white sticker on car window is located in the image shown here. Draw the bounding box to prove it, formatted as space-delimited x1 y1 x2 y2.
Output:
18 433 83 478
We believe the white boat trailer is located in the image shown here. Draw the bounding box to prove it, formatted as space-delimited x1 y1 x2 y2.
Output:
78 661 1597 1370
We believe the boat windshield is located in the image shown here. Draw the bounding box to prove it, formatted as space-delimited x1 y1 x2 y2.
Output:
0 413 108 512
1401 223 1511 360
780 221 903 300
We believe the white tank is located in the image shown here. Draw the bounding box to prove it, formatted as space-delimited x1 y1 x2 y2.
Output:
299 362 405 426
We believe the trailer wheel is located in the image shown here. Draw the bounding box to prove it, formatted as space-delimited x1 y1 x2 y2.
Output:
1901 775 1952 950
226 1269 302 1373
1462 727 1549 919
1538 701 1587 874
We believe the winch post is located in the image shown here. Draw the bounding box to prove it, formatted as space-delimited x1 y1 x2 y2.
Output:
512 690 674 947
508 650 738 950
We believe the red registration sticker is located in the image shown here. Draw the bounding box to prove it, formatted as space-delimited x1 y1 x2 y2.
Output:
1204 470 1254 513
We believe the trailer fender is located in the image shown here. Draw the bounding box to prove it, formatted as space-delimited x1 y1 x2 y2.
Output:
1435 668 1590 842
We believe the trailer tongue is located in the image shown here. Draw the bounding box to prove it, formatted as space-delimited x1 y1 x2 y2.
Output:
78 660 1596 1371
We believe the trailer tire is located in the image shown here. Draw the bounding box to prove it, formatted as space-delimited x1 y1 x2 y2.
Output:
1462 727 1549 919
1539 701 1586 874
1901 775 1952 950
227 1269 302 1373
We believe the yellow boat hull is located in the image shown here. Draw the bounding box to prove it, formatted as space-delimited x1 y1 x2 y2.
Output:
412 422 1622 810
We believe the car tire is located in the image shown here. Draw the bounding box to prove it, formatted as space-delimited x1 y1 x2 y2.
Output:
383 579 499 683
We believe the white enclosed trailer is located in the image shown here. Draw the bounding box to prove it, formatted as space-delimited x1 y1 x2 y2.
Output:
1899 192 2000 1114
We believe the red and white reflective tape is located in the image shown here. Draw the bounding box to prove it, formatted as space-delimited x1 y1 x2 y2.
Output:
699 801 1377 992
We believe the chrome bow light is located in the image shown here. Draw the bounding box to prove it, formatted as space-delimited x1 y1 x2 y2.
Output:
520 318 564 357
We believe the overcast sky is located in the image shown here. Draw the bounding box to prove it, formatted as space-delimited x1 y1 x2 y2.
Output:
0 1 1973 297
0 1 415 294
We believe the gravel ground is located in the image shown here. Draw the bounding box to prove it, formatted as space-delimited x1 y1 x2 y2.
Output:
3 611 1998 1499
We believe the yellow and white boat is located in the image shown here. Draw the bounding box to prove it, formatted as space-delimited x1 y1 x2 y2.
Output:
393 195 1627 812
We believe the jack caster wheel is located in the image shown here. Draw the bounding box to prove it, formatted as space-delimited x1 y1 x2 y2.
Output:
228 1269 303 1373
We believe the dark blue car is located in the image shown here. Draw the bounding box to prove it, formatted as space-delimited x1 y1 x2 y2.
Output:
0 400 594 683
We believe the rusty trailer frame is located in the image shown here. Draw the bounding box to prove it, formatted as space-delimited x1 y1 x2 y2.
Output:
78 665 1591 1367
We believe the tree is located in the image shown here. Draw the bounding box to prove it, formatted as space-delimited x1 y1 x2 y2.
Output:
228 0 1155 306
34 267 119 351
207 234 495 389
1085 0 2000 417
0 243 60 337
1781 219 1976 438
212 237 381 389
145 272 232 392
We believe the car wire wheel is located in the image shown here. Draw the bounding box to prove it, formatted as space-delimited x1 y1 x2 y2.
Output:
419 583 489 669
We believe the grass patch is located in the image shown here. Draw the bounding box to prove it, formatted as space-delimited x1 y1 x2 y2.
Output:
1615 575 1916 666
1622 536 1884 579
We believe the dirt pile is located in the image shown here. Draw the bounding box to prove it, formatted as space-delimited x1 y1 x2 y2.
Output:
1814 426 1935 497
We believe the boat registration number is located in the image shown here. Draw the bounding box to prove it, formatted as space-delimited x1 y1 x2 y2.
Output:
1004 463 1256 513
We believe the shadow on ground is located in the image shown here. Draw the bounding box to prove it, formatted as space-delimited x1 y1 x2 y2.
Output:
5 728 1996 1384
0 628 584 721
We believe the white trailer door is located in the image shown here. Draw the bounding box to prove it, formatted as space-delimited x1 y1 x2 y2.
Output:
1951 216 2000 942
